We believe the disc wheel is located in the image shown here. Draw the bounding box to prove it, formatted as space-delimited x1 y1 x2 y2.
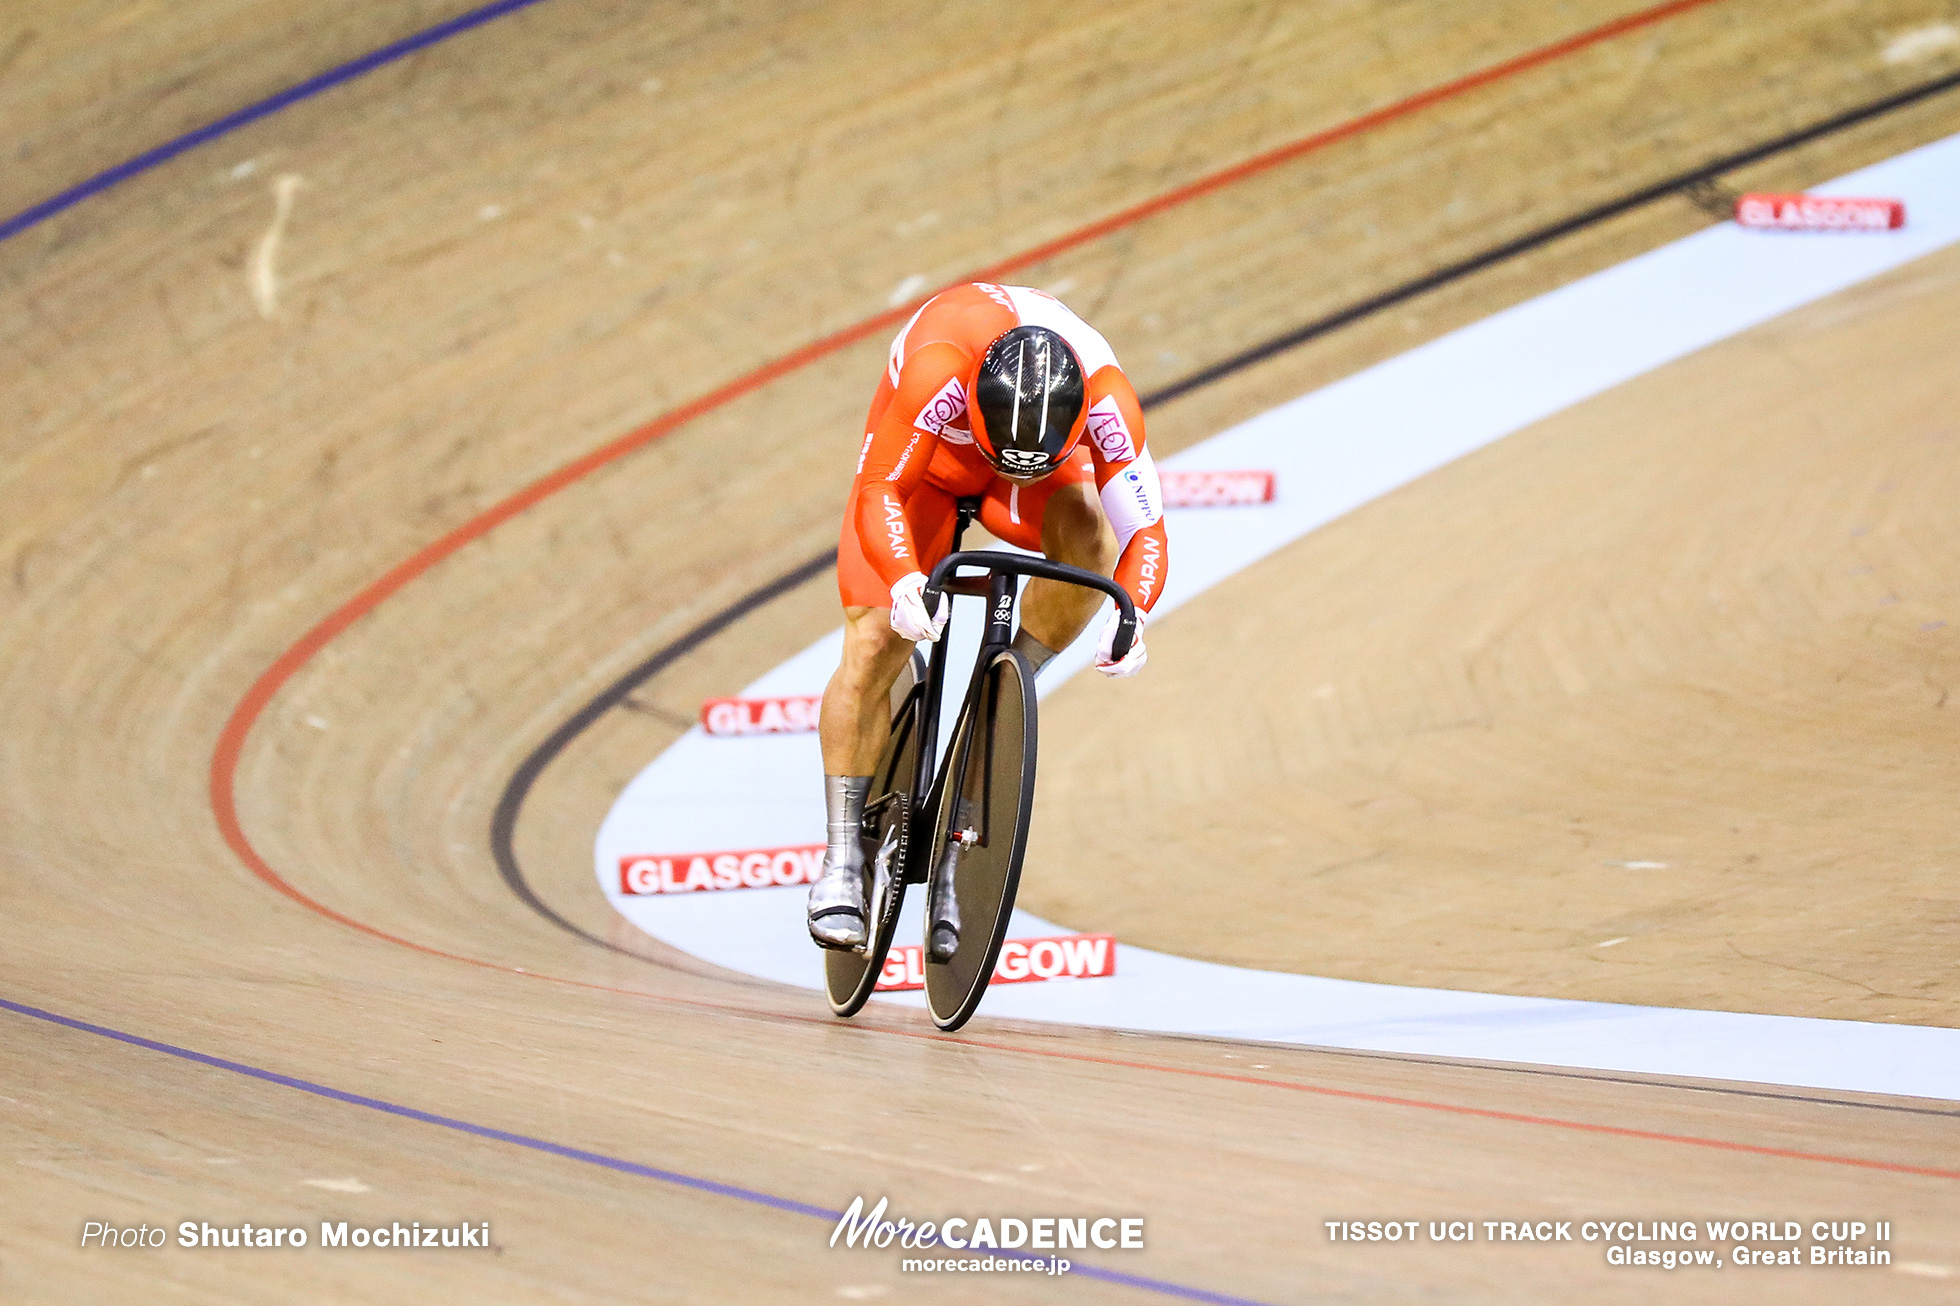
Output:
923 649 1037 1031
824 655 926 1016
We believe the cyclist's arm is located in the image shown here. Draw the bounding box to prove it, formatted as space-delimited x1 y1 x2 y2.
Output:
853 342 970 589
1083 368 1169 613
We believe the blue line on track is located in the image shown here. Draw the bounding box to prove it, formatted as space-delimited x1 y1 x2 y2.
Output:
1 996 1277 1304
0 0 555 245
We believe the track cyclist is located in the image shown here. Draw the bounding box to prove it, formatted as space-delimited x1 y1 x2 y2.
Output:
808 282 1170 955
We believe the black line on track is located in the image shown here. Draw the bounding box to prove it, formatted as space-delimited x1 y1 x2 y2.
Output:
1141 64 1960 407
488 551 837 960
488 70 1960 1109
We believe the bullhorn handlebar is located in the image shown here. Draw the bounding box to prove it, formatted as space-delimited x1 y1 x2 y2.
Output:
922 551 1139 664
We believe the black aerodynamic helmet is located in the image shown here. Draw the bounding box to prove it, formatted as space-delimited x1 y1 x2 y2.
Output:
969 325 1087 479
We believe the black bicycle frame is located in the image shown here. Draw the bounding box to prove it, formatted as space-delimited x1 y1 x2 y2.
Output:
901 503 1143 861
900 498 979 863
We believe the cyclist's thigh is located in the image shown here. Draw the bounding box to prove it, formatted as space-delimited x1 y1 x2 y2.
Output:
975 445 1095 555
836 480 962 607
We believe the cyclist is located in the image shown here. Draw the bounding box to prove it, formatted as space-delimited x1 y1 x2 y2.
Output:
808 282 1169 956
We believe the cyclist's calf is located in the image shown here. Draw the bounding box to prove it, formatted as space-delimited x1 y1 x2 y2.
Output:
820 606 916 777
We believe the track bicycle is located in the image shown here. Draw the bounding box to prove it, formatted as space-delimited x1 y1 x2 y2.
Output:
823 497 1139 1030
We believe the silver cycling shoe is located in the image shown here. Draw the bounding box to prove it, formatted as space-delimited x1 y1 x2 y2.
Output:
807 854 868 951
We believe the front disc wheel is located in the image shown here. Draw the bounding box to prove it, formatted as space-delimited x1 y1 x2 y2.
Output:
923 649 1036 1031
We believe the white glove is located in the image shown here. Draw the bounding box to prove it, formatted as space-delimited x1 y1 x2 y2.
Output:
889 572 949 644
1095 608 1147 677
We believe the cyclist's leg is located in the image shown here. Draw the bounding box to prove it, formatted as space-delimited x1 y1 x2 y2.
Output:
823 369 920 773
811 482 957 947
977 447 1115 666
822 482 959 773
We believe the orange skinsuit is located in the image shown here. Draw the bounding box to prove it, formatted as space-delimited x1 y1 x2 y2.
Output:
837 282 1169 616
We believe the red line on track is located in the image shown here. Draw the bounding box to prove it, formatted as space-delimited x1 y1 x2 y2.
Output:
964 0 1728 282
197 0 1952 1184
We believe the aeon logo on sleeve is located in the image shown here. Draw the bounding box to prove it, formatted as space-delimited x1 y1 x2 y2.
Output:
1084 395 1135 463
913 377 967 436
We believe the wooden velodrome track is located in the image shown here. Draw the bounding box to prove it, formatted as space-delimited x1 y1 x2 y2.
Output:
4 1 1960 1301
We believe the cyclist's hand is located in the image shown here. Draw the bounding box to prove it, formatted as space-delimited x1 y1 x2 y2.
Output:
889 572 949 644
1095 608 1147 677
